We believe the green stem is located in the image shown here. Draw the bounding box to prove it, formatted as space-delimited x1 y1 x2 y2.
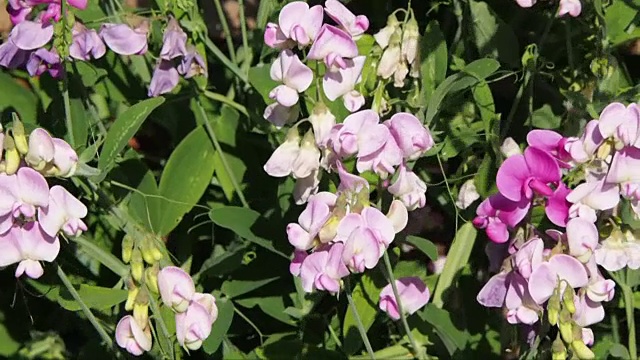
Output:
345 278 376 359
56 265 114 349
194 100 250 208
203 37 248 84
238 0 250 61
382 252 423 360
212 0 237 64
147 288 175 360
202 90 248 116
60 0 75 148
622 285 637 360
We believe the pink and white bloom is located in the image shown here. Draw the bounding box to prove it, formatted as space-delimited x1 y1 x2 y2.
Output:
299 242 349 293
567 120 604 163
566 217 598 263
0 167 49 233
558 0 581 17
269 50 313 107
263 103 299 128
264 2 323 48
0 222 59 279
100 23 148 55
293 168 322 205
606 147 640 184
287 193 336 250
594 230 640 271
157 266 196 312
527 254 588 305
379 277 430 320
307 25 358 71
573 292 605 327
175 294 217 351
309 106 336 148
336 206 398 248
25 128 55 170
52 138 79 177
322 56 366 112
291 131 321 179
324 0 369 38
38 186 87 237
356 135 403 178
388 163 427 210
385 113 434 161
496 147 561 202
341 226 382 272
263 129 301 177
115 315 152 356
566 178 620 222
290 250 308 276
473 193 529 243
597 102 640 147
330 110 389 159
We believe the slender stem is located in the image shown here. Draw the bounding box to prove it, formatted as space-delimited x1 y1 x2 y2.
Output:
238 0 250 61
234 306 265 344
622 285 637 360
60 0 75 148
57 265 114 349
202 90 249 116
345 278 376 359
203 37 248 84
147 288 175 360
212 0 237 64
382 252 423 359
194 100 250 208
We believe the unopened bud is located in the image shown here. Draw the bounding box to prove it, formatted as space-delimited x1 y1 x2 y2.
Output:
548 306 559 326
133 302 149 325
563 287 576 314
144 266 159 294
121 235 134 263
401 17 419 65
571 340 595 359
3 135 20 175
125 286 139 311
552 334 567 360
11 115 28 155
559 309 574 343
131 248 144 282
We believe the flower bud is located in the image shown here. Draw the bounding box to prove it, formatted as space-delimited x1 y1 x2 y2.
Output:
571 340 595 359
401 17 419 65
309 104 336 148
373 14 400 49
11 116 28 155
133 302 149 326
144 265 159 294
548 306 559 326
131 248 144 283
125 286 139 311
141 240 156 265
122 235 134 263
559 309 573 343
3 135 20 175
562 287 576 314
551 334 567 360
151 245 163 262
500 137 521 158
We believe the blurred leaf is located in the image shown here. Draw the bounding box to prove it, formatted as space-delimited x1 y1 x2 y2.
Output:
249 65 278 102
527 104 561 129
68 97 89 149
0 72 38 123
222 277 279 298
475 154 497 197
431 223 477 307
609 343 631 359
156 125 216 235
73 61 108 87
605 1 640 46
472 80 497 146
256 0 276 29
405 235 438 261
97 97 165 176
343 273 383 355
28 281 127 312
209 106 247 202
203 297 235 354
234 296 293 325
128 167 162 232
468 0 519 67
0 312 20 357
419 304 469 355
420 21 448 104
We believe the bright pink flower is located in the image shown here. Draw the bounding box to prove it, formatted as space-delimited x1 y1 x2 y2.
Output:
385 113 434 161
558 0 581 17
472 193 529 244
527 254 588 305
307 24 358 70
597 102 640 146
566 218 598 263
157 266 195 312
497 147 561 202
324 0 369 38
330 110 389 159
526 129 572 168
0 168 49 233
269 50 313 107
115 315 152 356
0 222 59 279
545 182 571 227
269 2 323 47
379 277 430 320
287 194 335 250
38 186 87 237
176 293 217 350
387 163 426 210
299 242 349 293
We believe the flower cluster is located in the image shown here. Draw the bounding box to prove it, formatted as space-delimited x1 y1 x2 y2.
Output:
474 101 640 358
0 117 84 279
374 13 419 88
115 266 218 355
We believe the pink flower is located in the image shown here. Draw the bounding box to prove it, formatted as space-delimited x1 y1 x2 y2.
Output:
330 110 389 159
513 237 543 280
266 2 323 48
158 266 196 312
322 56 365 110
379 277 430 320
567 120 604 163
472 193 529 244
160 17 188 60
115 315 152 356
52 138 78 177
496 147 561 202
176 293 217 350
263 129 301 177
299 242 349 293
307 24 358 71
606 147 640 184
69 23 106 61
387 163 426 210
566 179 620 222
291 131 320 179
526 129 572 168
594 230 640 271
504 272 540 325
573 293 604 327
527 254 588 305
38 186 87 237
324 0 369 38
25 128 55 170
100 23 148 55
566 218 598 263
558 0 581 17
290 250 308 276
0 222 59 279
9 20 54 51
343 91 365 112
269 50 313 107
293 169 321 205
385 113 434 161
263 103 299 128
309 106 336 148
0 167 49 233
356 135 403 178
287 193 335 250
341 226 382 272
336 161 369 193
545 182 571 227
597 102 640 146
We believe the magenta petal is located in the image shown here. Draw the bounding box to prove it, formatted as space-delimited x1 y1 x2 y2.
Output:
496 154 529 202
524 147 561 184
546 182 571 227
526 129 562 153
486 219 509 243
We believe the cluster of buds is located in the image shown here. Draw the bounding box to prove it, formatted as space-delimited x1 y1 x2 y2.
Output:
0 116 85 279
374 12 419 88
473 101 640 357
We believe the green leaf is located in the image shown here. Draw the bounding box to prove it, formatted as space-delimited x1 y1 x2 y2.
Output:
208 206 289 259
605 0 640 46
468 0 520 67
209 106 247 202
0 72 38 123
0 312 20 357
73 61 108 87
68 97 89 150
156 125 216 235
475 154 497 198
419 304 469 355
249 65 278 102
28 281 127 312
234 296 293 325
431 223 477 308
128 167 162 233
256 0 276 29
343 273 384 355
528 104 561 130
97 97 165 175
203 297 235 354
222 277 280 298
420 21 448 103
405 235 438 261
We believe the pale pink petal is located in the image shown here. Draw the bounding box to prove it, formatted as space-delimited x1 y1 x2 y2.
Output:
477 272 508 307
549 254 589 288
17 167 49 208
528 263 557 304
597 102 628 138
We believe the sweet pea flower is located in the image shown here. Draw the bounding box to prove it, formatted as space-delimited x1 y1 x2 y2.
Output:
566 178 620 222
527 254 588 305
597 102 640 147
586 274 615 303
379 277 430 320
307 25 358 71
69 23 106 61
594 229 640 271
263 103 299 128
558 0 582 17
178 46 207 78
322 56 366 112
266 2 323 48
513 237 543 279
6 0 33 25
566 218 598 263
115 315 152 356
25 128 54 170
0 222 59 279
515 0 536 7
545 182 571 227
9 20 54 51
0 41 30 69
497 147 561 202
0 167 49 233
287 192 336 250
456 180 480 209
500 137 521 158
356 135 403 178
472 193 530 243
40 3 61 25
148 60 180 97
52 138 79 177
336 206 398 248
38 186 87 237
293 168 322 205
385 113 434 161
309 105 336 148
299 242 349 293
374 14 400 49
387 163 427 211
343 91 365 112
336 160 369 194
567 120 604 163
175 294 217 351
160 17 188 60
26 48 63 78
292 131 321 179
606 147 640 184
527 129 573 168
324 0 369 38
290 250 308 276
476 271 540 324
264 128 301 177
573 293 605 327
269 50 313 107
582 328 595 347
158 266 196 312
331 110 390 159
341 226 382 272
100 22 148 55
